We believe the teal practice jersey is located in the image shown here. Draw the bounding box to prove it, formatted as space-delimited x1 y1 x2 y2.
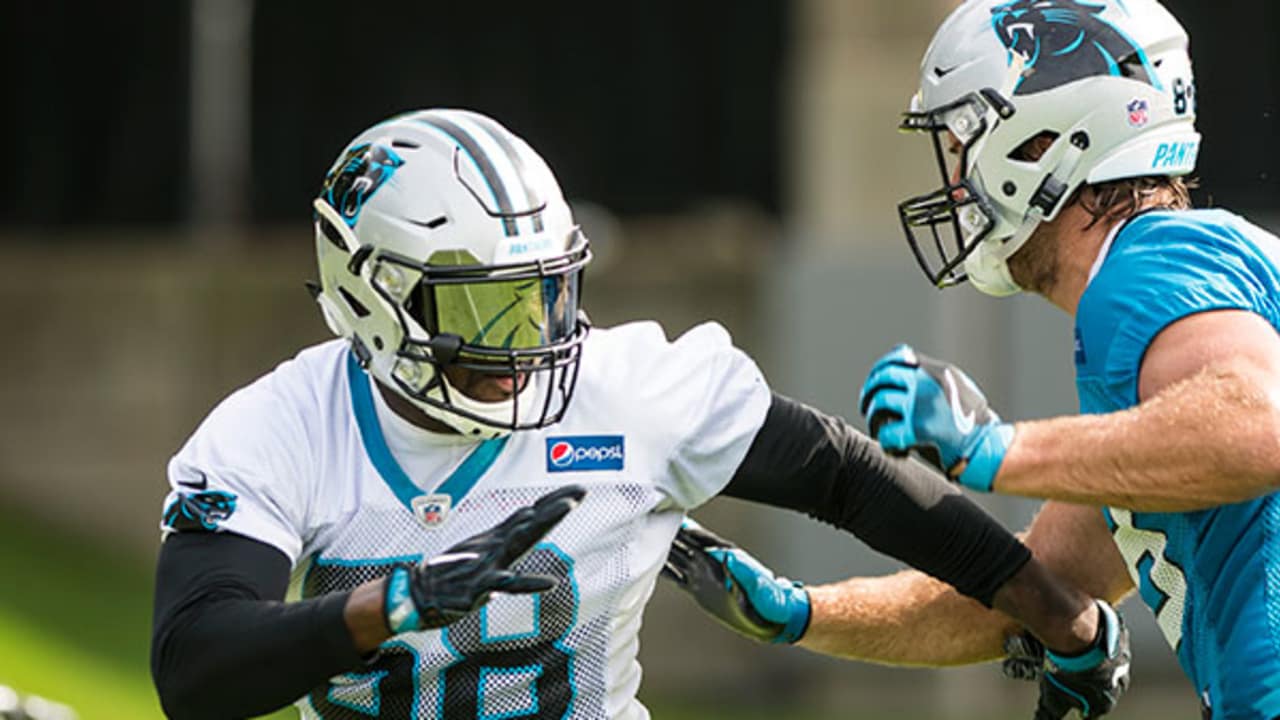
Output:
1075 209 1280 718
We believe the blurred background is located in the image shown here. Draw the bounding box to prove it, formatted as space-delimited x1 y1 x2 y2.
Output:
2 0 1278 717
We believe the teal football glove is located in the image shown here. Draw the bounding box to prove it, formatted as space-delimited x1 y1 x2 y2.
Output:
1036 601 1132 719
859 344 1014 492
384 485 585 633
661 518 811 644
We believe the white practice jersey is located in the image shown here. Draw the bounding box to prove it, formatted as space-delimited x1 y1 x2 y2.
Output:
160 321 771 720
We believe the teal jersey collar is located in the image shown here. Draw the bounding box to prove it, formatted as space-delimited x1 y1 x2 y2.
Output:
346 351 509 511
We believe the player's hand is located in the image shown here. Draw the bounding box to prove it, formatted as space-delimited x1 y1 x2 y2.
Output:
1003 631 1046 682
1035 601 1131 719
858 344 1014 491
661 517 811 644
383 485 586 633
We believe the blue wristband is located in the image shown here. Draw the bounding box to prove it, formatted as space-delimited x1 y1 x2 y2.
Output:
1046 601 1120 672
721 551 813 644
957 423 1014 492
384 566 421 634
774 586 812 644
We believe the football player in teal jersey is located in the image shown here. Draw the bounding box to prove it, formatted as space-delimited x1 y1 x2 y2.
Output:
671 1 1280 718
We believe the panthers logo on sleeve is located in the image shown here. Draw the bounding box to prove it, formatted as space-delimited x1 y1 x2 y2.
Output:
162 490 238 533
990 0 1162 94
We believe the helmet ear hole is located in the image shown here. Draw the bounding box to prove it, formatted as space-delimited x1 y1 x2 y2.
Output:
1007 131 1060 162
338 287 371 318
318 217 346 249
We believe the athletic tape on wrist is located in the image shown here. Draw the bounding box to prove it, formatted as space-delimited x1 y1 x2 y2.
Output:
384 565 422 635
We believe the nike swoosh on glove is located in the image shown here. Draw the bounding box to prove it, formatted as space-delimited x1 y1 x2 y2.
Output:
859 344 1014 491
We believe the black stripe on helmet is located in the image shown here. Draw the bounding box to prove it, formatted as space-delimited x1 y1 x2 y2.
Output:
465 113 549 235
417 114 520 237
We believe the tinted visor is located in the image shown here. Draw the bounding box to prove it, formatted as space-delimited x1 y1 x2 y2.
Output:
413 249 581 352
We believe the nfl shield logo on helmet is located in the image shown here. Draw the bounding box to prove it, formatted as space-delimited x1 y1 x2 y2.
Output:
1126 98 1150 129
411 493 452 528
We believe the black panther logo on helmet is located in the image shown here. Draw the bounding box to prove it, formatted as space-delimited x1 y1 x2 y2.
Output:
990 0 1162 95
321 143 406 228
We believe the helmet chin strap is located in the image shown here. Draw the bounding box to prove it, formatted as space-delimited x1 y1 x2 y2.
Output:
966 215 1038 297
417 366 541 439
967 136 1089 297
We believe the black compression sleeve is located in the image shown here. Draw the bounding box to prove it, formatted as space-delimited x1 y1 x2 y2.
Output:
721 393 1031 607
151 532 365 720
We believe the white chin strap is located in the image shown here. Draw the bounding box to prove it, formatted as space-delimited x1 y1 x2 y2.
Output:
965 125 1090 298
419 370 542 439
964 215 1042 297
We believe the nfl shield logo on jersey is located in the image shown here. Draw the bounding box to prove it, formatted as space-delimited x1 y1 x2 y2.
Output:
411 493 452 528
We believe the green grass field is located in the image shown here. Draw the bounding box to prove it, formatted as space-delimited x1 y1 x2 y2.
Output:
0 510 159 719
0 511 300 720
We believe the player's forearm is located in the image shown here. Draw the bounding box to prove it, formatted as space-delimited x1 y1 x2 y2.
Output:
988 555 1096 654
724 394 1034 607
152 533 373 718
346 577 393 652
799 570 1016 666
995 368 1280 511
153 592 365 719
798 556 1095 666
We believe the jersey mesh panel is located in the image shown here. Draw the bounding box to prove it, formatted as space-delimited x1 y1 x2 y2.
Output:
1108 514 1186 650
297 483 648 719
1265 497 1280 661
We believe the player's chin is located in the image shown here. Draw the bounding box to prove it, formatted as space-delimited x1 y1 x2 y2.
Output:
464 371 529 402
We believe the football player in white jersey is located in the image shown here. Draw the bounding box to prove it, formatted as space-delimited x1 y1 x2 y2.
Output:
151 109 1124 720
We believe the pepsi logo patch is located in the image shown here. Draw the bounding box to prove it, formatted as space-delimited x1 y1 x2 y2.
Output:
546 435 625 472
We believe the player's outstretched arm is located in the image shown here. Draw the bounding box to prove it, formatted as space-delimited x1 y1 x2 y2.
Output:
152 485 584 720
718 394 1100 657
668 503 1135 717
665 502 1131 665
861 312 1280 511
801 501 1133 664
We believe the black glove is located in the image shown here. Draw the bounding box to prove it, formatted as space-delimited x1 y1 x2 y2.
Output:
384 485 585 633
662 518 811 644
1003 631 1046 682
1032 601 1131 719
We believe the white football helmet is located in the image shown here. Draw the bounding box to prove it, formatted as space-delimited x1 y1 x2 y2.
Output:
312 109 591 438
898 0 1200 295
